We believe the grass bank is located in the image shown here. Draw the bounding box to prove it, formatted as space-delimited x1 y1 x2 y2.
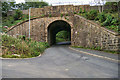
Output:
2 34 49 58
76 10 119 33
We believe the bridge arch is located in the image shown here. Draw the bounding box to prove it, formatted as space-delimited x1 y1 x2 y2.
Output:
47 20 72 45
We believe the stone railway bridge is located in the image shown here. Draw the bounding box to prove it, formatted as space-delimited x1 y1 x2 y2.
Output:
7 5 120 51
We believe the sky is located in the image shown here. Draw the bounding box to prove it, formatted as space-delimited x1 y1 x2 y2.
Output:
15 0 107 6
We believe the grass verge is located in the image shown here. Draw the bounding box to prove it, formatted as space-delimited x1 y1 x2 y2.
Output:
2 34 49 58
71 46 119 54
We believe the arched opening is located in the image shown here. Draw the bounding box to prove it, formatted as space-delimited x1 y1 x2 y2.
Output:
47 20 71 46
56 30 71 44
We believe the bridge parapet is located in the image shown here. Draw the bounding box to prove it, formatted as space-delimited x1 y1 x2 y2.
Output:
29 5 90 17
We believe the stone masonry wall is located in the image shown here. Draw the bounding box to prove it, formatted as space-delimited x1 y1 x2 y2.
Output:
72 15 120 51
30 5 90 17
6 14 120 51
7 16 74 42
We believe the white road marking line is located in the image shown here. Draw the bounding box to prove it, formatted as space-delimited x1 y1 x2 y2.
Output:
69 47 120 62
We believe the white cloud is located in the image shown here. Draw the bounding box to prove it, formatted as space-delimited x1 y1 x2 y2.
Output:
15 0 25 4
43 0 92 5
15 0 108 6
15 0 93 5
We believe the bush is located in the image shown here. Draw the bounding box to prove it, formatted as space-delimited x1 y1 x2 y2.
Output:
2 34 49 58
95 12 106 23
83 9 86 13
105 25 118 32
111 18 119 26
74 12 77 14
14 9 23 20
102 14 113 26
49 14 52 17
5 20 11 26
79 8 82 13
61 14 63 17
85 10 98 20
18 35 26 40
9 16 15 24
66 14 68 16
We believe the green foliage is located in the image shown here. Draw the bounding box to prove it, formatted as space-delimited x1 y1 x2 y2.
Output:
22 14 29 21
102 14 113 26
41 14 45 17
95 12 106 23
105 25 118 32
79 8 82 13
83 9 86 13
14 9 23 20
2 2 10 13
18 35 26 40
2 1 49 14
85 10 98 20
105 2 118 12
25 1 48 9
56 31 70 43
61 14 63 17
66 14 68 16
49 14 52 17
2 2 16 17
111 18 119 26
105 2 118 6
2 35 49 58
2 11 29 31
74 12 77 14
79 9 119 32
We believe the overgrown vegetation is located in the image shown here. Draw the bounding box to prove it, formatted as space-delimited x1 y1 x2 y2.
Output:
77 5 119 33
104 2 118 13
2 9 29 32
2 1 49 16
2 1 49 32
84 10 98 20
56 31 70 43
2 35 49 58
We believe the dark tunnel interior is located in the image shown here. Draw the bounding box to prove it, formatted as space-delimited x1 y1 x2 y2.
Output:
47 20 71 46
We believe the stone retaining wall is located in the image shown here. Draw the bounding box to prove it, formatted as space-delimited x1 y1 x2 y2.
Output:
72 15 120 51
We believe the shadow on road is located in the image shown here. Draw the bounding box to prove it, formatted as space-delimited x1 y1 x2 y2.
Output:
55 41 71 45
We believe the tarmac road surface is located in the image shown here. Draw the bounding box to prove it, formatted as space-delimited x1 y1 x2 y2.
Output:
1 42 119 78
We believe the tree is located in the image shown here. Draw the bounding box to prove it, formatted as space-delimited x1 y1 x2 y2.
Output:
24 0 48 9
25 2 48 8
105 2 118 12
2 2 10 16
2 1 16 17
15 3 28 10
14 9 23 20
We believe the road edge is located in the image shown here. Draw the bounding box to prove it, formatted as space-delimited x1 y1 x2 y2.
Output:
0 54 42 60
69 47 120 62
